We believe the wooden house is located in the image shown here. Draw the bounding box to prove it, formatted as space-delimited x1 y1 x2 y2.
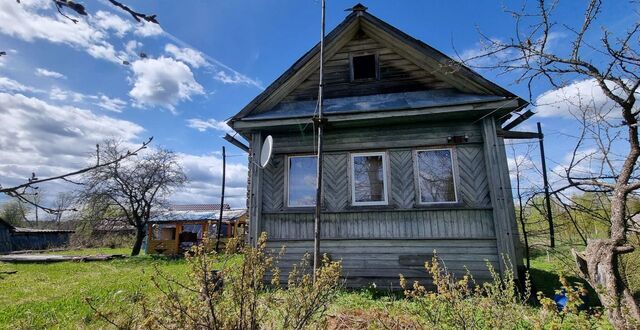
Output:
229 4 527 287
146 204 248 256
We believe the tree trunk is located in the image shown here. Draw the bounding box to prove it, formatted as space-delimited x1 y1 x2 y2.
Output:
574 240 640 329
131 226 145 256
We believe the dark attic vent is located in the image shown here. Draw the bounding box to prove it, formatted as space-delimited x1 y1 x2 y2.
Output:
351 54 378 81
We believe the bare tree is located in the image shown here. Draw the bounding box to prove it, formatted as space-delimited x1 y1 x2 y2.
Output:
0 138 152 217
81 140 187 256
52 192 76 224
466 0 640 327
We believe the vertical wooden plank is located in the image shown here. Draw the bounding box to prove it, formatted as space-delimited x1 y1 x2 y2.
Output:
249 132 263 247
482 117 519 275
496 136 525 264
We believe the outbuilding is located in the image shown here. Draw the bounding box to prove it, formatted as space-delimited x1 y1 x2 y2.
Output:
146 204 248 256
0 218 74 253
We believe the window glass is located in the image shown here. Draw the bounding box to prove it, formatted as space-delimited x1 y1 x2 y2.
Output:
416 149 457 203
288 156 317 207
152 224 176 240
352 54 377 80
209 222 229 237
182 224 203 240
352 153 387 204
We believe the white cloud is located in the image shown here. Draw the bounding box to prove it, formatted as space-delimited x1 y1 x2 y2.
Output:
0 0 121 63
93 10 132 38
174 153 247 207
49 87 85 102
162 35 262 88
534 78 636 120
134 20 164 37
0 77 43 93
215 71 260 86
0 91 144 195
0 50 15 67
186 118 233 133
165 44 207 68
125 40 143 57
507 154 536 181
48 87 128 113
35 68 66 79
129 57 204 111
96 94 127 112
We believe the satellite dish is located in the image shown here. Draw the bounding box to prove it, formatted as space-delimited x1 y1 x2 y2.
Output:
259 135 273 168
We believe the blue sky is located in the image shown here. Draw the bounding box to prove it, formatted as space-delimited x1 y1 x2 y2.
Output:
0 0 636 210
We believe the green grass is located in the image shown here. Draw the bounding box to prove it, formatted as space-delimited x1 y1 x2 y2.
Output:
0 254 189 329
527 247 602 307
0 247 604 328
41 247 133 256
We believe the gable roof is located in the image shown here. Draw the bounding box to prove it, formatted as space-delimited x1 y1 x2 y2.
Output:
230 5 526 128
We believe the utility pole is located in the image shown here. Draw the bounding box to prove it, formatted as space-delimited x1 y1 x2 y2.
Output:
313 0 326 281
215 146 226 252
537 122 554 248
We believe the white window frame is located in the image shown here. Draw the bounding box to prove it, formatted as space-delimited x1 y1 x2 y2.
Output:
414 148 459 205
285 155 317 208
350 151 389 206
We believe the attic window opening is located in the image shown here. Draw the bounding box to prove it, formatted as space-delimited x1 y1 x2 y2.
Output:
351 54 378 81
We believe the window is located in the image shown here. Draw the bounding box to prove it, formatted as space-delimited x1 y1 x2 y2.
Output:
415 149 457 204
351 152 388 205
151 224 176 240
287 155 317 207
181 224 203 240
209 222 229 237
351 54 377 80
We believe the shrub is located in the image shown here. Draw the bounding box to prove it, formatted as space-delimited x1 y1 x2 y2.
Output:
395 253 609 329
87 232 342 329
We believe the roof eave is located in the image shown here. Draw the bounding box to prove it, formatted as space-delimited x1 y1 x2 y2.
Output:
233 98 522 131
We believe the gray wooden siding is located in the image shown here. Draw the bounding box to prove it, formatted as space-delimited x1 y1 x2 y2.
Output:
481 118 519 273
323 153 349 211
271 122 482 154
261 209 495 240
282 32 454 103
260 121 489 212
248 132 263 246
262 154 285 212
389 149 415 209
0 225 11 253
457 145 491 207
260 147 491 212
266 239 499 286
250 118 520 284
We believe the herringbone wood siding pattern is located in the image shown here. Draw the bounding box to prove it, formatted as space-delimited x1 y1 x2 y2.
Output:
390 150 415 208
457 146 491 207
323 153 349 211
262 155 284 212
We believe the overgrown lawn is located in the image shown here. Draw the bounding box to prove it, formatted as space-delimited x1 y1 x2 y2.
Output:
0 247 611 329
0 249 188 328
